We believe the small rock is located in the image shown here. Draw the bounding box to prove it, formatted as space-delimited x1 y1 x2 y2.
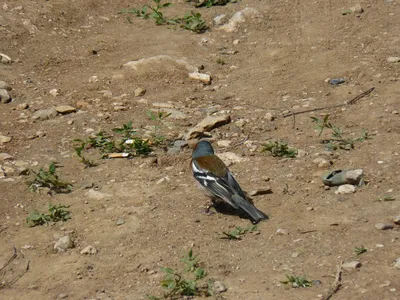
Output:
249 188 272 196
345 169 364 185
134 87 146 97
113 105 127 111
0 53 12 64
338 184 356 194
157 176 170 185
123 55 198 73
88 75 99 83
189 72 211 84
219 8 263 33
56 105 76 114
173 140 188 149
393 258 400 269
392 216 400 225
152 102 174 109
0 153 13 161
17 103 29 110
276 228 288 235
57 293 69 299
233 39 240 45
213 14 228 26
0 135 12 144
213 281 227 294
49 89 59 97
116 218 125 226
217 140 232 147
0 89 11 103
0 81 11 90
342 261 361 270
99 90 113 98
167 147 180 155
32 107 57 120
387 57 400 63
291 252 299 258
350 4 363 14
375 223 393 230
185 115 231 140
84 189 112 200
80 245 97 255
54 235 74 252
313 157 331 168
264 112 276 121
392 110 399 115
329 78 346 85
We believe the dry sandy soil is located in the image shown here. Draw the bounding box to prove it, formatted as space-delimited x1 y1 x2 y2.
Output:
1 0 400 299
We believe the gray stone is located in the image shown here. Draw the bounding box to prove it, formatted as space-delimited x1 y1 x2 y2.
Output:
57 293 69 299
0 135 12 144
116 218 125 226
54 235 74 252
0 81 11 90
185 115 231 140
189 72 211 84
217 140 232 147
173 140 188 149
249 187 272 196
213 281 227 294
219 8 263 33
393 216 400 225
32 107 57 120
123 55 198 73
393 258 400 269
134 87 146 97
0 53 11 64
313 157 331 168
276 228 288 235
343 261 361 270
0 89 11 103
0 153 13 161
80 245 97 255
387 57 400 63
345 169 364 185
375 223 394 230
84 189 112 200
264 112 276 121
56 105 76 114
338 184 356 194
213 14 228 26
350 4 363 14
167 147 181 155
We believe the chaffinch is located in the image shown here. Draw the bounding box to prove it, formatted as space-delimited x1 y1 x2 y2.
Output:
191 140 268 224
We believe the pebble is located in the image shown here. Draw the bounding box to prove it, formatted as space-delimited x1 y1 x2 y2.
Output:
17 103 29 110
219 7 263 33
49 89 59 97
0 153 13 161
213 14 228 26
80 245 98 255
276 228 288 235
313 157 331 168
387 57 400 63
54 235 74 252
134 87 146 97
392 216 400 225
264 112 276 121
84 189 112 200
213 281 227 294
249 188 272 196
113 105 127 111
345 169 364 185
0 135 12 144
392 110 399 115
156 176 170 185
329 78 345 85
0 89 11 103
88 75 99 83
0 53 11 64
152 102 174 109
57 293 69 299
116 218 125 226
342 261 361 270
185 115 231 140
56 105 76 114
217 140 232 147
32 107 57 120
337 184 356 194
189 72 211 84
375 223 393 230
291 252 299 258
350 4 363 14
393 258 400 269
0 81 11 90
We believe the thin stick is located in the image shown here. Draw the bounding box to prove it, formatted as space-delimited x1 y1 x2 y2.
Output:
0 241 30 289
323 261 343 300
0 242 17 272
283 87 375 118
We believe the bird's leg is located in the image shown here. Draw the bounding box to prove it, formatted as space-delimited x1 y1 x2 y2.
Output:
201 197 216 215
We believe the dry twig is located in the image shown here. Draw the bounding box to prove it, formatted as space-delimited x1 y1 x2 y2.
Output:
322 261 343 300
0 241 30 289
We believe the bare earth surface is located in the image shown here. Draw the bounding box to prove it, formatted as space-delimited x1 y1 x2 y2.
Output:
1 0 400 299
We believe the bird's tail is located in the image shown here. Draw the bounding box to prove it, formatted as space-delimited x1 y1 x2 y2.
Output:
232 194 268 224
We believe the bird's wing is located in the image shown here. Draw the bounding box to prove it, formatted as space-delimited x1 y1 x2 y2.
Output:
226 170 247 199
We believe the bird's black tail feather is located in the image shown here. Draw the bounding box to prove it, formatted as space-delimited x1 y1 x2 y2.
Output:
232 194 268 224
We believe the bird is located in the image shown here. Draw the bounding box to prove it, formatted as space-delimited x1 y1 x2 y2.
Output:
191 140 268 224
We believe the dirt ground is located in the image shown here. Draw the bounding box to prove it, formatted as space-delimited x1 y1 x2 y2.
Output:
1 0 400 299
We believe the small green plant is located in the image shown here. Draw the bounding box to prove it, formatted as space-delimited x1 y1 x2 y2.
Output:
181 11 208 33
26 203 71 227
216 58 226 65
282 274 312 288
112 121 137 139
87 131 116 153
222 225 258 240
262 141 297 158
28 162 73 193
147 249 214 299
354 246 367 256
376 195 396 202
147 110 171 146
73 140 97 168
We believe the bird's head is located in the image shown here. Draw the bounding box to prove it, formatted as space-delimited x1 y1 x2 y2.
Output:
192 140 215 159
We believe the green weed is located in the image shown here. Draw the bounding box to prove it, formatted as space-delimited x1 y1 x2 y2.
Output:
354 246 367 256
28 162 73 193
262 141 297 158
282 274 312 288
73 140 98 168
222 225 259 240
376 195 396 202
181 11 208 33
26 203 71 227
147 110 171 146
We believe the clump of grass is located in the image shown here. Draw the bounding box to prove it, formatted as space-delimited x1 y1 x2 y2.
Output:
26 203 71 227
222 225 259 240
147 249 214 299
375 195 396 202
121 0 208 33
28 162 73 193
73 141 97 168
354 246 367 256
282 274 312 288
262 141 297 158
147 110 171 146
311 114 372 151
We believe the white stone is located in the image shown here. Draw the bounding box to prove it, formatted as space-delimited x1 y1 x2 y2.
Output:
84 189 112 200
54 235 73 252
80 245 97 255
338 184 356 194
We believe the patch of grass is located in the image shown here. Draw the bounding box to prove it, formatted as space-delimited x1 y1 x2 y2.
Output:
26 203 71 227
147 110 171 146
73 140 98 168
354 246 367 256
28 162 73 193
376 195 396 202
262 141 297 158
147 249 214 299
311 115 372 151
181 11 208 33
282 274 312 288
222 225 258 240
